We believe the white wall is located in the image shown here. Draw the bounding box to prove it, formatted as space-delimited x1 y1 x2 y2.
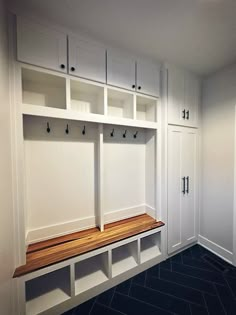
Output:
0 0 14 314
200 63 236 262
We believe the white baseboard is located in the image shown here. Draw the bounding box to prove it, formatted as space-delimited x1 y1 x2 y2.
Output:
26 216 96 244
104 205 146 224
198 234 233 264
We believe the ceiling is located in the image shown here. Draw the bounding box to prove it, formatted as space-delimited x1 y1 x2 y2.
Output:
8 0 236 76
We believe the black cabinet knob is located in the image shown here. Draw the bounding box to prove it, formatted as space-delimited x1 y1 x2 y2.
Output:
71 67 75 72
60 64 65 69
132 84 135 89
138 86 141 90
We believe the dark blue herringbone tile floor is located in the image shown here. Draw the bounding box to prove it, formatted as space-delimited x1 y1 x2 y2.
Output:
63 245 236 315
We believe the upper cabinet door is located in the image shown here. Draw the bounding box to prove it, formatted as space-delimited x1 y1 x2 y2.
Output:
167 65 199 127
107 50 136 91
136 60 160 97
69 36 106 83
184 72 200 127
167 65 185 125
17 17 67 73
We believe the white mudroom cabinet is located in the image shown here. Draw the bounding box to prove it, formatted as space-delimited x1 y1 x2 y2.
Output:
167 126 198 254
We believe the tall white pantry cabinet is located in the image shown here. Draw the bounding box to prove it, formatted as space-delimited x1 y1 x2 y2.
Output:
166 64 199 255
12 15 200 315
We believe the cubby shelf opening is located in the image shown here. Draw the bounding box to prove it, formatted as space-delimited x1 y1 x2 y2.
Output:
112 241 138 277
22 68 66 109
107 88 134 119
140 232 161 263
75 252 109 295
70 80 104 114
136 95 157 122
25 267 70 315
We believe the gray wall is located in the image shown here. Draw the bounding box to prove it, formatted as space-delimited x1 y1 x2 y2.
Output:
201 64 236 254
0 1 14 314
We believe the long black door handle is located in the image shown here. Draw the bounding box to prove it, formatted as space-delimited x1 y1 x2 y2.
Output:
186 176 189 194
182 177 186 194
182 109 186 119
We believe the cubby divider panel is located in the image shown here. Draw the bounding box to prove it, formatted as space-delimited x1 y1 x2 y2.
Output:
74 252 109 295
25 267 71 315
112 241 138 277
22 68 66 109
140 232 161 263
70 80 104 114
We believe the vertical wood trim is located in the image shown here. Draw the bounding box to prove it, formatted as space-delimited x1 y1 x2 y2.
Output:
108 249 112 279
8 15 26 266
233 107 236 266
133 93 137 120
70 263 75 297
104 86 108 116
137 238 141 264
97 124 104 231
66 76 71 110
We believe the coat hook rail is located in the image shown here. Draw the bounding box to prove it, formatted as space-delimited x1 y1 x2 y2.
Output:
110 128 114 137
46 122 50 133
133 131 138 139
82 126 86 135
123 130 127 138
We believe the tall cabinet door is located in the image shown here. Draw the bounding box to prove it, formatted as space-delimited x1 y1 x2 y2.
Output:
167 65 185 125
107 50 136 91
167 126 184 254
182 129 198 246
17 17 67 73
68 36 106 83
168 126 198 254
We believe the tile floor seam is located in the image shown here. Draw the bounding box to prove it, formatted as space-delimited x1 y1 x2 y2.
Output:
135 282 204 307
88 298 97 315
96 301 127 315
116 291 176 315
213 283 227 315
155 273 217 296
109 286 116 307
202 292 210 315
223 274 236 300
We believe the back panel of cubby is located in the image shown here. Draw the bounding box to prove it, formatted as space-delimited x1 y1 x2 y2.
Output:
103 126 156 223
23 116 98 243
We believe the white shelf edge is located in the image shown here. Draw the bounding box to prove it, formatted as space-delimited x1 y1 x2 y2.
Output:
21 104 159 129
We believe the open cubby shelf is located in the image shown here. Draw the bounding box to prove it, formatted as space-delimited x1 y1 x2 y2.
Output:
140 232 161 263
112 241 138 277
70 79 104 114
22 68 66 109
75 252 109 294
25 267 70 315
21 66 158 129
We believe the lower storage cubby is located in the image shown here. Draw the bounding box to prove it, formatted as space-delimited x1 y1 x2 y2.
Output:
112 241 138 277
25 267 71 315
75 252 109 295
140 232 161 263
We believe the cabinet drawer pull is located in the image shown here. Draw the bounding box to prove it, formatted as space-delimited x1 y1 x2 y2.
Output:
132 84 135 89
182 177 186 194
60 64 65 69
71 67 75 72
186 110 190 120
138 86 141 90
186 176 189 194
182 109 186 119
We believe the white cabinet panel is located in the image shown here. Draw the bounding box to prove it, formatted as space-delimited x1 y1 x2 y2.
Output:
17 17 67 73
69 36 106 83
167 65 185 125
167 65 199 127
107 50 136 91
136 60 160 97
168 126 198 254
184 73 200 127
